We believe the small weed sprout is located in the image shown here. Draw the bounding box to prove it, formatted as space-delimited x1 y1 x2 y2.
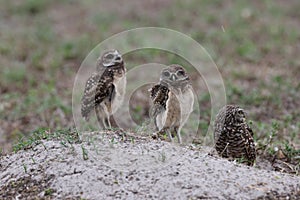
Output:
44 188 54 196
22 163 27 173
158 151 166 163
81 145 88 160
31 157 36 164
262 120 279 155
131 137 135 144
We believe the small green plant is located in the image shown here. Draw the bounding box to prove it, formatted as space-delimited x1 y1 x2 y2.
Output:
283 143 300 161
81 145 89 160
110 137 119 145
60 140 68 147
30 157 36 164
158 151 166 163
257 120 280 155
44 188 54 196
130 137 135 144
22 163 27 173
110 137 115 146
235 156 254 166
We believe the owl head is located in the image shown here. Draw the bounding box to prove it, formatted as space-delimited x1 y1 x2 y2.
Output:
225 105 246 126
97 49 123 71
160 64 190 88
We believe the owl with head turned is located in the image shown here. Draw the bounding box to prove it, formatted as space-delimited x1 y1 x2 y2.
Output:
149 64 194 144
81 49 126 129
213 105 256 166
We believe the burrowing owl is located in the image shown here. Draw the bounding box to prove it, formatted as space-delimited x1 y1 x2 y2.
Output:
149 64 194 144
213 105 256 166
81 50 126 129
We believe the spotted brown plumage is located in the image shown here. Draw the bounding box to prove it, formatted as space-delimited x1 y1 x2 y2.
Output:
214 105 256 166
149 84 169 124
149 65 194 144
81 50 126 129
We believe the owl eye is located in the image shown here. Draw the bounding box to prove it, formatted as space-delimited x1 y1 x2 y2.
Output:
237 110 243 115
163 71 170 77
105 54 114 60
176 70 185 76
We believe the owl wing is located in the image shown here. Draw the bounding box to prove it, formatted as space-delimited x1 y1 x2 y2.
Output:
150 84 170 104
242 125 256 164
215 127 230 158
245 123 254 137
149 84 169 115
149 84 169 129
81 70 114 120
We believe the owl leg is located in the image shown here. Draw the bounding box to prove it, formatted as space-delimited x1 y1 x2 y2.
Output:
101 105 112 130
104 115 112 129
153 118 159 131
166 129 174 143
174 127 182 144
95 106 106 129
107 118 112 129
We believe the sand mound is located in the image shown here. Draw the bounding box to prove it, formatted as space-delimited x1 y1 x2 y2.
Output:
1 131 299 199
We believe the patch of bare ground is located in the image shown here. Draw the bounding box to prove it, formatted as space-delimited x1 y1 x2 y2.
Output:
1 131 300 199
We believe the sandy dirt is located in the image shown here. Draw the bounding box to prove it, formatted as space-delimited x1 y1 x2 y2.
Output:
1 131 299 199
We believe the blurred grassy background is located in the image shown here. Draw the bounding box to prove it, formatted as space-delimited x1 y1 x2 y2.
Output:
0 0 300 162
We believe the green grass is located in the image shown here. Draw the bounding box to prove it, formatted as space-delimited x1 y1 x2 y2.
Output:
256 119 300 171
13 128 80 153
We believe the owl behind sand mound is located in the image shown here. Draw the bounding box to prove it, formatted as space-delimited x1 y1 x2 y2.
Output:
214 105 256 166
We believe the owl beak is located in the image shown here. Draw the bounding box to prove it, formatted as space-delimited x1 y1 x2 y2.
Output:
171 74 176 81
115 56 122 61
